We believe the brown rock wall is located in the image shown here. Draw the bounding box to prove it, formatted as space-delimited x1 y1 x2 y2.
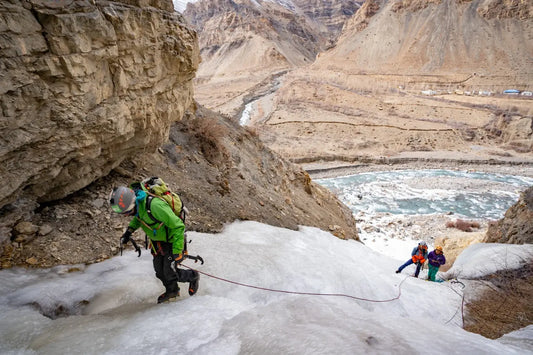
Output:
0 0 199 205
0 0 199 243
485 186 533 244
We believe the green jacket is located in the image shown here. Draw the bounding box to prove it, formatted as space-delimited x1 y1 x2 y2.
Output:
128 191 185 255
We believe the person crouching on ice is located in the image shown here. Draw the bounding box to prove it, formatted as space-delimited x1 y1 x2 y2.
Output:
395 241 428 278
109 186 199 303
427 246 446 282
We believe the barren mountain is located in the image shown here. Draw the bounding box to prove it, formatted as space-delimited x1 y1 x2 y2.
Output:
185 0 325 74
243 0 533 165
184 0 361 116
321 0 533 81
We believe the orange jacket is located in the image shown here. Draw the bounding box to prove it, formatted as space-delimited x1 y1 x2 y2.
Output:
411 247 427 264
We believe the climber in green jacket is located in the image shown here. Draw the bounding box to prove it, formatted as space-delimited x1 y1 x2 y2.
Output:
109 185 199 303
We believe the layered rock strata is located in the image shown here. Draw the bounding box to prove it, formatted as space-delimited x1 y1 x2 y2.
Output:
0 0 199 243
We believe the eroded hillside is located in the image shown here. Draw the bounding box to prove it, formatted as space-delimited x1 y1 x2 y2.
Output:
3 106 359 268
185 0 361 116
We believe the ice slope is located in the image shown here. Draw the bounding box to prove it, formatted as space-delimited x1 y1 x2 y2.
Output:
0 221 531 354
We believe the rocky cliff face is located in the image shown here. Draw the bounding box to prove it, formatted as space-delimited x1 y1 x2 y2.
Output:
0 0 199 243
185 0 326 77
485 186 533 244
340 0 380 34
290 0 362 42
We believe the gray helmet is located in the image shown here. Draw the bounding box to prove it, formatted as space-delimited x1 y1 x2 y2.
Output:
109 186 136 214
418 241 427 249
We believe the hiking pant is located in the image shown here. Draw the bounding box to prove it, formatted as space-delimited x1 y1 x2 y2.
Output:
398 259 423 277
152 241 197 295
427 264 440 281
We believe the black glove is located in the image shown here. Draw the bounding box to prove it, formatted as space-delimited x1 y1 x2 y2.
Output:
121 227 134 244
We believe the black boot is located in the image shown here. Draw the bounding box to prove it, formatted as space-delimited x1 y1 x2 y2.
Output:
157 288 180 304
188 271 200 296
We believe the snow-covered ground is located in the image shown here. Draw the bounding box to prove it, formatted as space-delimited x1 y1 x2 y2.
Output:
1 221 532 354
443 243 533 280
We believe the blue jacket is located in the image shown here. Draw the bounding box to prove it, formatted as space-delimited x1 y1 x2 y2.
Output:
428 250 446 267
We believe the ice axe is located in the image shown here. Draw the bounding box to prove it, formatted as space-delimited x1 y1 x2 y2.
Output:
185 254 204 264
120 237 141 257
183 233 203 264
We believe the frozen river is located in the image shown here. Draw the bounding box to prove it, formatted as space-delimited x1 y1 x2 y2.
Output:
316 169 533 254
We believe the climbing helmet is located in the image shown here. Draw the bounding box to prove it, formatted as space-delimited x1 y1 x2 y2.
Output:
109 186 136 214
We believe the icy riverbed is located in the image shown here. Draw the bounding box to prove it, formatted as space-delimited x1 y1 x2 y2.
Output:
316 169 533 257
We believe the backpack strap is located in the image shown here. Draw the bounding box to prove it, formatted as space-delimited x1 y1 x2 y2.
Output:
144 195 171 243
145 195 162 225
134 196 163 235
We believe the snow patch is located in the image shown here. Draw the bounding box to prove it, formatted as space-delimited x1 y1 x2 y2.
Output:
442 243 533 280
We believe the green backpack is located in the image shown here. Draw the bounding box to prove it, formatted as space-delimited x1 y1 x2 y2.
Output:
130 177 186 223
140 177 186 222
131 177 203 263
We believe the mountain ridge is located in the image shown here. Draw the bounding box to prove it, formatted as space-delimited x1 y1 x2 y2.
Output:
318 0 533 79
184 0 362 116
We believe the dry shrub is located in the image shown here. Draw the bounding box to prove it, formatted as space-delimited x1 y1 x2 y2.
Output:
462 129 476 141
446 219 480 232
464 263 533 339
487 150 512 157
190 116 229 165
506 141 532 153
244 125 259 137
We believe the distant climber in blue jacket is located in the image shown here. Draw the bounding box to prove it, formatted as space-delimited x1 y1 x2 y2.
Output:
395 241 428 278
427 246 446 282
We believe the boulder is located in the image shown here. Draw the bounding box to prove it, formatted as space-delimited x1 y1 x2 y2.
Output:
435 231 485 272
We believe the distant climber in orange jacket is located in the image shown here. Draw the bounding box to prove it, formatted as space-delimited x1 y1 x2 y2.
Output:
395 241 428 278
